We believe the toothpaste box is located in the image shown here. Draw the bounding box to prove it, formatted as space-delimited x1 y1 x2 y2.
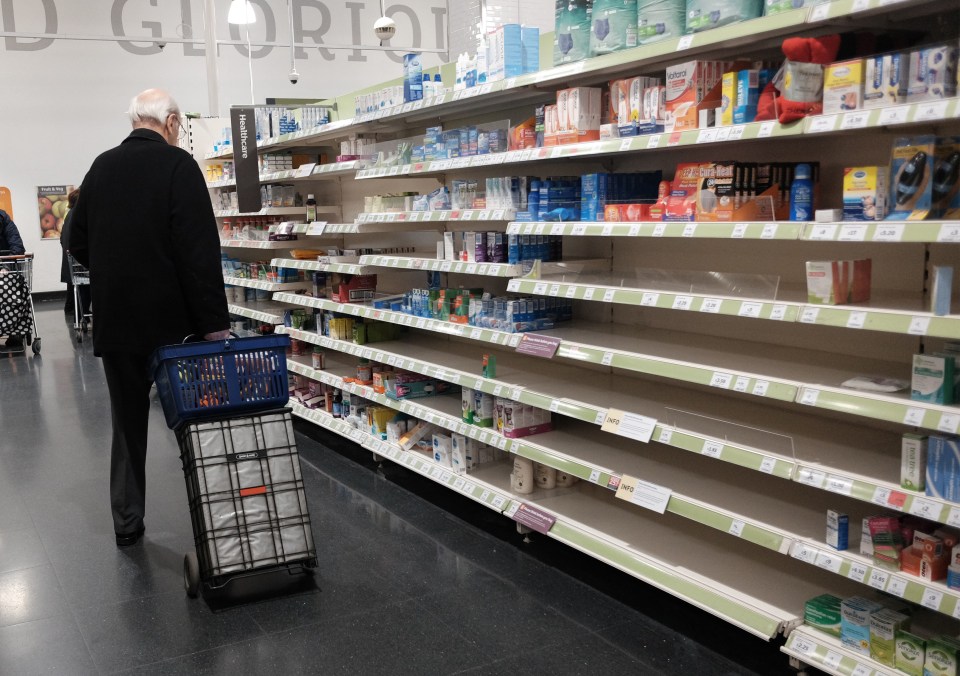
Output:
907 45 959 102
841 597 884 655
896 630 926 676
912 354 955 405
826 509 849 550
901 433 928 491
926 434 960 501
804 594 842 637
843 166 888 221
870 608 911 667
864 53 908 108
824 59 865 114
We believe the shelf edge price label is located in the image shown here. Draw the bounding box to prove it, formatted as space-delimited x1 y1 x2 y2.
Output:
728 519 745 537
908 316 931 336
808 114 838 133
824 474 853 496
939 412 960 434
938 224 960 243
922 588 944 611
601 409 657 444
847 561 869 583
731 223 748 238
759 457 776 474
839 224 868 241
709 372 733 389
641 292 660 306
701 439 723 459
700 298 721 314
657 428 673 445
790 541 819 564
948 507 960 529
873 223 904 242
789 634 816 656
738 301 762 318
797 467 825 488
846 311 867 329
915 100 949 122
799 388 820 406
868 568 890 590
909 497 939 520
840 110 870 130
672 295 693 311
887 576 908 598
816 550 843 574
809 223 838 240
799 307 820 324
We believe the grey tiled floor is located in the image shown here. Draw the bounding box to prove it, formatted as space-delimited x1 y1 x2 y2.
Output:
0 304 780 674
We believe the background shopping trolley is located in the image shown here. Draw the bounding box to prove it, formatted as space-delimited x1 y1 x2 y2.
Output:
67 253 91 342
0 252 40 355
150 333 316 597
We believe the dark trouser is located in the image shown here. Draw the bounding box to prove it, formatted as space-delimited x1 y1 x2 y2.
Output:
101 352 153 535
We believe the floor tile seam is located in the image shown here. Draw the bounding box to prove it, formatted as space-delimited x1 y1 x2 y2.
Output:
67 586 202 616
101 634 273 676
257 594 424 639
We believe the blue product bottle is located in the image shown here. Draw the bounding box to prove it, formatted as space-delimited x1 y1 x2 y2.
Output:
527 180 540 219
789 163 813 222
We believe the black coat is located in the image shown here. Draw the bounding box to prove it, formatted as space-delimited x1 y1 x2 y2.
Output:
0 209 25 254
70 129 229 355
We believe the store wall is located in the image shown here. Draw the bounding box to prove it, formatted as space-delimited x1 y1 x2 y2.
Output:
0 0 448 292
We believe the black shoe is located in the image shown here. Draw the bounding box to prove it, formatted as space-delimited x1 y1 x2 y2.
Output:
115 527 145 547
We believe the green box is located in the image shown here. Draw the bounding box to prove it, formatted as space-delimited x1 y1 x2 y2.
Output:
869 608 910 667
925 636 960 676
896 630 925 676
804 594 842 637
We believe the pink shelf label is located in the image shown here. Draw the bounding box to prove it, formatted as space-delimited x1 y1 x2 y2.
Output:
512 503 557 534
515 333 562 359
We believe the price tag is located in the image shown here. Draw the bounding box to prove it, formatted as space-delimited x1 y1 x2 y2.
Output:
851 0 869 10
845 311 867 329
549 400 560 413
909 497 940 519
492 495 506 509
799 307 820 324
732 223 748 238
822 651 843 671
549 284 561 297
587 469 601 484
759 457 776 474
729 125 745 141
872 486 893 507
565 285 577 299
682 224 697 237
640 292 660 306
769 305 788 321
948 507 960 528
702 439 724 458
709 372 733 389
676 35 694 51
627 224 641 237
672 295 693 311
838 224 868 241
658 428 673 445
922 588 944 611
790 634 816 655
877 105 910 126
938 224 960 243
734 376 750 393
757 121 776 138
761 224 778 239
915 101 949 122
601 352 614 366
808 115 838 134
841 110 870 130
848 561 870 582
825 475 853 496
619 138 634 152
815 551 843 574
908 316 931 336
701 298 722 313
868 569 890 590
808 224 838 241
696 129 718 144
602 289 616 303
887 577 908 597
791 542 819 564
533 282 548 295
752 380 770 397
581 288 596 301
800 388 820 406
738 302 762 318
728 519 745 537
652 224 666 237
798 467 825 488
873 224 904 242
647 135 661 149
939 413 960 434
903 407 926 427
809 2 830 21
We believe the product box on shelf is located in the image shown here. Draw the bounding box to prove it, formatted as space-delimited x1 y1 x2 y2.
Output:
557 87 602 144
665 60 724 131
823 59 865 114
912 355 955 406
842 167 888 221
907 45 959 102
887 135 938 221
869 609 910 667
805 259 871 305
804 594 842 637
638 0 684 45
826 509 848 550
553 0 591 65
590 0 638 56
720 71 736 126
926 434 960 500
863 52 908 109
840 596 884 655
686 0 763 32
925 637 960 676
896 630 926 676
330 274 377 303
901 433 928 491
935 137 960 218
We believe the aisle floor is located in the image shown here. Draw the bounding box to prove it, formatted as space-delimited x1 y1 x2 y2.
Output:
1 304 772 675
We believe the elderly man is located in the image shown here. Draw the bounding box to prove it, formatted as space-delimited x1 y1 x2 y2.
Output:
70 89 230 547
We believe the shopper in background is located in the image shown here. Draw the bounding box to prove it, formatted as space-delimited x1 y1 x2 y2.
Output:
59 188 90 318
0 209 25 255
70 88 230 548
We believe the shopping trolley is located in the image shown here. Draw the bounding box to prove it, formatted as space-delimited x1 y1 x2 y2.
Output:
150 333 316 597
0 252 40 355
67 253 91 342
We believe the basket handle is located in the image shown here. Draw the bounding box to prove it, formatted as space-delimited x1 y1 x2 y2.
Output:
181 332 240 345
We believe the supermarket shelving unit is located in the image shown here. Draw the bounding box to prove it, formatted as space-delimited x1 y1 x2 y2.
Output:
204 0 960 669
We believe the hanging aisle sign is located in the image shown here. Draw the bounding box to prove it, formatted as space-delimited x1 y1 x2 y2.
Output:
230 107 261 215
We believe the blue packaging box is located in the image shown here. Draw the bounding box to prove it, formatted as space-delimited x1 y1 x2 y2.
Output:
521 27 540 74
733 69 759 124
926 434 960 501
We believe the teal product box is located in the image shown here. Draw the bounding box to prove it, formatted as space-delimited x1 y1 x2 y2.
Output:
764 0 814 14
403 53 423 102
804 594 842 637
840 596 883 655
887 135 937 221
686 0 763 33
521 27 540 74
912 353 955 404
926 435 960 502
733 69 759 124
638 0 684 44
554 0 592 65
589 0 638 56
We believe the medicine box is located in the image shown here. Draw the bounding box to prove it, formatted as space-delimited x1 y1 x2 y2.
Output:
826 510 848 550
896 630 926 676
823 59 865 114
912 354 955 405
925 636 960 676
870 608 910 667
841 596 883 655
907 45 959 102
902 433 928 491
720 71 736 126
557 87 602 144
926 434 960 501
860 517 874 556
842 166 888 221
665 60 721 131
732 69 759 124
804 594 842 637
864 53 908 109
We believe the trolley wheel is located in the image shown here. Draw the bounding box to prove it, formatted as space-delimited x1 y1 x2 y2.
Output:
183 552 200 598
31 338 40 355
81 319 89 335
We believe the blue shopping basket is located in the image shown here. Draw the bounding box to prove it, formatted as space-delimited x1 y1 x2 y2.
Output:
150 334 291 430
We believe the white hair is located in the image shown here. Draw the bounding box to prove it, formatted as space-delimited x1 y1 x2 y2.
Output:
128 89 180 127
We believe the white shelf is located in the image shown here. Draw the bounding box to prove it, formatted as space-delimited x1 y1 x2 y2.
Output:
270 258 371 275
219 239 304 250
356 209 516 224
223 276 307 291
215 207 317 218
226 300 288 324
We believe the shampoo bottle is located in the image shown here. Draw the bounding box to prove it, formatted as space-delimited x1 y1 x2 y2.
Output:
789 163 813 221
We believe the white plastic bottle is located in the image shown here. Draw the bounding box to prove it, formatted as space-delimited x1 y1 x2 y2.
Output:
534 462 557 489
511 457 535 494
